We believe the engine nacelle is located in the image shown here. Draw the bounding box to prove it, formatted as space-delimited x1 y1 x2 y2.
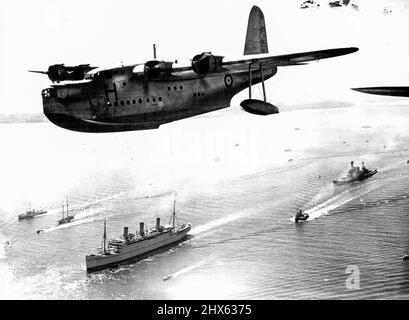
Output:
47 64 96 82
191 52 223 77
144 60 173 79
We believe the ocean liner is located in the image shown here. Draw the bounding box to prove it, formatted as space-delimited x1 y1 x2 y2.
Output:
86 200 191 271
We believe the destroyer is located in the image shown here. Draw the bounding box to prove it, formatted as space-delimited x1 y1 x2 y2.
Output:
18 208 47 220
85 200 191 271
333 161 377 185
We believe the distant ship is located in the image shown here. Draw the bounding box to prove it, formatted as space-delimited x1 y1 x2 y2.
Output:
85 200 191 271
329 0 349 7
58 197 74 225
333 161 377 185
18 207 47 220
300 0 320 9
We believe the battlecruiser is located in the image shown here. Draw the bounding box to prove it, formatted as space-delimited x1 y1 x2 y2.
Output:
85 200 191 271
18 208 47 220
333 161 377 185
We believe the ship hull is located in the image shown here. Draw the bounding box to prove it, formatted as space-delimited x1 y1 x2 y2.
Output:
58 216 74 225
333 170 377 185
18 211 47 220
18 215 36 220
295 215 309 222
85 226 191 271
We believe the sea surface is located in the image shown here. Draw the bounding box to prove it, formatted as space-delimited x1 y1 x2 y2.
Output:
1 100 409 299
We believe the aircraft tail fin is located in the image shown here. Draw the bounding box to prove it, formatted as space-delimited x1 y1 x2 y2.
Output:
244 6 269 56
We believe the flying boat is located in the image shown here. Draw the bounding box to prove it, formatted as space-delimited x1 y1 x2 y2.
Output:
31 6 358 133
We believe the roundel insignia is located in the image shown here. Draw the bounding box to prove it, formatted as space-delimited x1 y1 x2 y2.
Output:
224 74 233 88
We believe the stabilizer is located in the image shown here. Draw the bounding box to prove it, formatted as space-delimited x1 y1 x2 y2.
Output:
244 6 269 56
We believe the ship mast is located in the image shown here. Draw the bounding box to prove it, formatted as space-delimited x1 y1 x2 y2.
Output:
103 219 107 254
173 199 176 229
61 200 65 219
66 196 69 217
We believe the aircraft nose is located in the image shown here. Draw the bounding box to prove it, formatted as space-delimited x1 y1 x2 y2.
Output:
42 95 73 128
43 98 66 116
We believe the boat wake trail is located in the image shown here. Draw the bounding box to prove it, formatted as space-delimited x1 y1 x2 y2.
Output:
304 180 383 221
40 206 106 233
189 209 256 237
37 191 174 234
163 253 216 281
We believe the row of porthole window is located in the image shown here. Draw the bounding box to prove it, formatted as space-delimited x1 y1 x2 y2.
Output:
167 85 185 91
113 97 163 107
193 92 205 97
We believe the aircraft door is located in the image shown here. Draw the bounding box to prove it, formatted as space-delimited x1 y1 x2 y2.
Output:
115 77 128 95
89 97 110 117
104 82 118 103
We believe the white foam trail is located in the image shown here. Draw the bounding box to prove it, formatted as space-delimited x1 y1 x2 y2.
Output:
40 207 105 233
380 159 409 173
45 190 128 213
164 253 216 280
42 218 94 233
189 209 255 236
304 181 382 221
170 260 205 279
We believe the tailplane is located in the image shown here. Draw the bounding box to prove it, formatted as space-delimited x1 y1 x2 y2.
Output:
244 6 269 56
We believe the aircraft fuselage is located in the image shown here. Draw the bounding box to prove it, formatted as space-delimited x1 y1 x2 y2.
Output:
42 64 277 132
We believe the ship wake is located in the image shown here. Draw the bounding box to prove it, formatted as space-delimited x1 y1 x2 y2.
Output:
189 208 256 237
302 180 383 221
163 253 216 281
39 206 106 233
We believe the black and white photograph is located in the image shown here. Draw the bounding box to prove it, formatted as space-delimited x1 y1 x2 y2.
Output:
1 0 409 302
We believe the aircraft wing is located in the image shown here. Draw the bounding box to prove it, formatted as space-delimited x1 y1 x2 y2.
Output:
170 47 358 74
28 70 48 74
222 47 359 68
352 86 409 97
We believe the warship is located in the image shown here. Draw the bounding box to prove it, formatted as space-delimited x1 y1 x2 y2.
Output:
333 161 377 185
18 208 47 220
85 200 191 271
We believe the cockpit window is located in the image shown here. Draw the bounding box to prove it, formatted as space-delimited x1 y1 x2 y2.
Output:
85 73 94 80
85 70 112 80
41 88 56 98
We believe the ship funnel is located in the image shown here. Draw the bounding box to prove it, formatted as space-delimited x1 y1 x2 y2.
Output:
156 217 160 231
123 227 129 238
139 222 145 237
351 161 354 168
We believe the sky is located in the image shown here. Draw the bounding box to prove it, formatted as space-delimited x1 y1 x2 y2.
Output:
1 0 409 114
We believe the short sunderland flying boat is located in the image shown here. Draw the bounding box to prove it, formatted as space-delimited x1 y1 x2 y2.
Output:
31 6 358 133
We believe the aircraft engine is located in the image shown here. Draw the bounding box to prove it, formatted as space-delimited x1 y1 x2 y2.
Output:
191 52 223 77
144 60 173 79
47 64 67 82
47 64 95 82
